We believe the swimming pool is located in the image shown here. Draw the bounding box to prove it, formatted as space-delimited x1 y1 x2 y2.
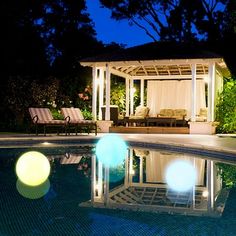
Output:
0 145 236 235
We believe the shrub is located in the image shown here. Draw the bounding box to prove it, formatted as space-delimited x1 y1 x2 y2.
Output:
215 78 236 133
216 163 236 188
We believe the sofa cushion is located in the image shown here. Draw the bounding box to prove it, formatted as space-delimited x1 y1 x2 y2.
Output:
196 108 208 122
173 109 187 120
199 108 207 116
159 109 174 117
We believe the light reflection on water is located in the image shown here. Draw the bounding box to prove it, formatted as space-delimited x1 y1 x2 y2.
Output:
0 146 236 235
9 147 230 217
87 148 230 217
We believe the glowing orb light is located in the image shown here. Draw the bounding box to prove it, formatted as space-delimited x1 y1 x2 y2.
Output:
16 151 50 186
95 134 127 168
16 179 50 199
165 160 197 192
202 190 209 198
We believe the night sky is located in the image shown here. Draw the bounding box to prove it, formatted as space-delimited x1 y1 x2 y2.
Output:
86 0 153 47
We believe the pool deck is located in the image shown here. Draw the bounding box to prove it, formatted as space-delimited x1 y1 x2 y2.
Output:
0 133 235 161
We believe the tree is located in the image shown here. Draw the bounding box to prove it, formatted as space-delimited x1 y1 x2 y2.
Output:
32 0 104 74
99 0 230 42
3 0 49 78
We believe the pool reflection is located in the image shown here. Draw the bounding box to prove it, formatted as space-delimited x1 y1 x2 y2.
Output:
85 148 228 217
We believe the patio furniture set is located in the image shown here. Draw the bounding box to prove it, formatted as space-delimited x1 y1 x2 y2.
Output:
28 107 97 136
28 106 207 135
117 106 189 127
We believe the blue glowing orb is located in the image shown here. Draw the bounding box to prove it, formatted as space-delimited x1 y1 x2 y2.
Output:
95 134 127 168
165 160 197 192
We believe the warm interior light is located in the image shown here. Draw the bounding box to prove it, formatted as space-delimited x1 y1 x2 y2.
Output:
131 87 136 94
203 76 209 83
130 169 135 175
202 190 209 197
42 142 50 145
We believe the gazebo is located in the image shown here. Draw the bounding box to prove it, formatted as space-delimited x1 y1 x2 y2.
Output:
80 42 230 134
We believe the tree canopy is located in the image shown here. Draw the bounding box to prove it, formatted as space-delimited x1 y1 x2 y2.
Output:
2 0 236 131
99 0 235 42
2 0 124 130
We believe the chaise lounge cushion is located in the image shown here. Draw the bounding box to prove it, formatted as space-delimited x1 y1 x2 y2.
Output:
29 108 66 124
28 107 67 135
61 107 97 135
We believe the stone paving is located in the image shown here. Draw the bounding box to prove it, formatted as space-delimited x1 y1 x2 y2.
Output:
0 133 235 157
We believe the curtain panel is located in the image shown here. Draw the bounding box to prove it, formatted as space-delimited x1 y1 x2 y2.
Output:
147 80 206 118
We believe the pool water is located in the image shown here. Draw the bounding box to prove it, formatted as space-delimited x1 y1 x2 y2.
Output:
0 146 236 235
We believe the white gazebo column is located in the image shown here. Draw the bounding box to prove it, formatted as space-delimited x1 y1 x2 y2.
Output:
129 149 134 184
125 77 130 117
191 63 197 121
97 160 103 198
207 63 216 122
139 156 143 184
207 160 214 211
124 148 130 187
104 166 110 206
92 67 98 121
105 64 111 120
91 154 96 204
140 79 144 106
98 67 104 120
130 79 134 115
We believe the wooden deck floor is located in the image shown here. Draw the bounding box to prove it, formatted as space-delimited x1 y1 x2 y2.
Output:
109 126 189 134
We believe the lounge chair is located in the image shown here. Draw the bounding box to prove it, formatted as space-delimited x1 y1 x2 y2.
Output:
28 108 67 136
60 153 83 165
196 108 207 122
61 107 97 135
126 106 149 126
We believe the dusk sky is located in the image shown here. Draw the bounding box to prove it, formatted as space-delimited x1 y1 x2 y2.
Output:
86 0 153 48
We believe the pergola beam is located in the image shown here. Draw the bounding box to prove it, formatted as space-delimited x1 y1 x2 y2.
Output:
110 68 132 79
132 75 206 80
80 58 224 68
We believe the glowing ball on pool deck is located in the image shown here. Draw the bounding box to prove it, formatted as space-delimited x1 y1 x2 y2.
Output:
95 134 128 168
165 160 197 192
16 151 51 186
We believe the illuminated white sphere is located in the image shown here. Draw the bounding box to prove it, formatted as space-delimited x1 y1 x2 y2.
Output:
96 134 127 168
165 160 197 192
16 151 51 186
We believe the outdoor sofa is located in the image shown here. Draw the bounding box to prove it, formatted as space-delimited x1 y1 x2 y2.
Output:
157 109 188 126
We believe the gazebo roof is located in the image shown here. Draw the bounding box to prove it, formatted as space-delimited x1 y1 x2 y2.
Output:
80 42 230 78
